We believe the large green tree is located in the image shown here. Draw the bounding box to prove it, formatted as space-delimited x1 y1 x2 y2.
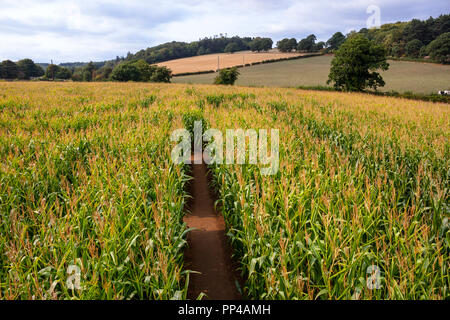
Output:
45 64 59 80
405 39 423 58
44 64 72 80
403 19 430 44
149 66 172 82
297 34 316 52
111 60 172 82
17 59 44 79
111 61 141 81
259 38 272 51
83 62 96 81
287 38 297 51
224 42 239 53
56 67 72 80
314 41 325 51
133 59 154 81
250 37 273 52
277 38 289 52
0 60 19 79
277 38 297 52
327 35 389 91
326 32 346 51
425 32 450 63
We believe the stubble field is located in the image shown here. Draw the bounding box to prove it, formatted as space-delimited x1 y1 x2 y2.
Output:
156 50 306 75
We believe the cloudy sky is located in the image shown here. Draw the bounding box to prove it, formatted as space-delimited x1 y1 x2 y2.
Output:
0 0 448 63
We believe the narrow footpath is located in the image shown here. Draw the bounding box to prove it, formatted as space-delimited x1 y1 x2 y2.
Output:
183 159 242 300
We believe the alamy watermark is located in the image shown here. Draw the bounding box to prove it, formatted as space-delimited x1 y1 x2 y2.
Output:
66 264 81 290
366 5 381 29
366 265 381 290
171 121 279 175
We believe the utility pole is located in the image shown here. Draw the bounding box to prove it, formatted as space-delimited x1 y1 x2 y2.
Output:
51 59 54 80
217 55 219 72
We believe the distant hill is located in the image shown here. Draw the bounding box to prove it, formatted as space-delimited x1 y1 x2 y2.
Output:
59 61 106 69
37 61 105 70
34 14 450 75
36 63 49 70
119 14 450 68
36 36 270 71
124 36 273 65
351 14 450 62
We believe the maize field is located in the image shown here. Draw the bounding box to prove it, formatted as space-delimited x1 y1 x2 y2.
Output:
0 82 448 299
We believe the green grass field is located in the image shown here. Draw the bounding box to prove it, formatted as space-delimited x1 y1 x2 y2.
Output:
172 55 450 94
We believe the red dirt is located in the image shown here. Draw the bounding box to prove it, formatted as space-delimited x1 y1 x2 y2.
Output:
183 159 242 300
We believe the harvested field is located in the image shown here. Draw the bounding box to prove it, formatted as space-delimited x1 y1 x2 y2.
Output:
156 50 308 75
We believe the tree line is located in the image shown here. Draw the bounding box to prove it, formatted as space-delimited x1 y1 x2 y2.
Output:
0 59 44 79
126 36 273 64
0 59 172 83
102 14 450 69
1 14 448 83
353 14 450 63
0 35 274 82
276 14 449 63
277 32 344 53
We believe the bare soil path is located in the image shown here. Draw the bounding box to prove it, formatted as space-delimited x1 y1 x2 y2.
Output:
183 159 242 300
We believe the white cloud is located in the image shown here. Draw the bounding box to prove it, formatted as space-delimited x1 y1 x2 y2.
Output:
0 0 448 62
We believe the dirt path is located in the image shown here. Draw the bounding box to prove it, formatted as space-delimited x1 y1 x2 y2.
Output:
183 159 242 300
